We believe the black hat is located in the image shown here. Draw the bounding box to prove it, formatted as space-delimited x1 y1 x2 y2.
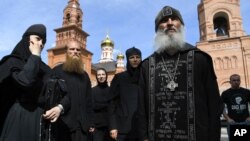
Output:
23 24 47 44
155 6 184 32
125 47 141 59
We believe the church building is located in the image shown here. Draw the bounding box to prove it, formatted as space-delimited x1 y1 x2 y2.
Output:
197 0 250 92
47 0 250 91
47 0 125 86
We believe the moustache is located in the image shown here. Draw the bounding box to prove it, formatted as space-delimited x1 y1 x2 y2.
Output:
163 28 177 33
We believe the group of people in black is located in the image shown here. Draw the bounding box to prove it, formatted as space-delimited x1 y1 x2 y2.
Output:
1 5 250 141
0 23 142 141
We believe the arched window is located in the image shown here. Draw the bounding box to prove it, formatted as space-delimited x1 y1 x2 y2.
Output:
213 12 229 37
77 15 81 23
66 13 71 22
215 57 222 70
223 57 231 69
231 56 237 69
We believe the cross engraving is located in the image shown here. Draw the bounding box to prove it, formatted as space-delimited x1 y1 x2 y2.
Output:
167 80 178 91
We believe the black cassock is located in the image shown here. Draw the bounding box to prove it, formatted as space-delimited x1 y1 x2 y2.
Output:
0 55 51 141
109 71 140 140
52 64 93 141
138 43 223 141
91 84 110 141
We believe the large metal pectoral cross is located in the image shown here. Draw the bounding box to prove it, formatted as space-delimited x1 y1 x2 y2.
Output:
167 80 178 91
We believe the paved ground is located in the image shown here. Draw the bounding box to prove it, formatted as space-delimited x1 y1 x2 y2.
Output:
221 127 229 141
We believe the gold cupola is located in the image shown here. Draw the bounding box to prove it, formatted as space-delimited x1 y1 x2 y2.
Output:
101 34 114 48
116 53 124 60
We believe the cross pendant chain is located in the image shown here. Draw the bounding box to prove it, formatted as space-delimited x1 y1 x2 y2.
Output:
161 54 180 91
167 80 178 91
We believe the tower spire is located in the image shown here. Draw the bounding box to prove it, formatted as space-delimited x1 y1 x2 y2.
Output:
99 33 114 63
198 0 244 41
63 0 83 29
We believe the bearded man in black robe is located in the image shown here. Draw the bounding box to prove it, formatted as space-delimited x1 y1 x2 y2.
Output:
137 6 223 141
51 41 94 141
0 24 51 141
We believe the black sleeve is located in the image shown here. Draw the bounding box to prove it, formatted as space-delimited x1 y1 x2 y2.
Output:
85 73 94 127
59 82 70 114
108 74 120 130
11 55 42 87
247 89 250 102
197 53 223 141
52 67 71 114
137 59 149 140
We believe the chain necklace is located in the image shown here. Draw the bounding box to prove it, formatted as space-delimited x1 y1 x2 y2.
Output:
161 53 180 91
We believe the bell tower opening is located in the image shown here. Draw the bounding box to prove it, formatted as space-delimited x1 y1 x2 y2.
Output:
197 0 250 91
66 13 70 23
213 12 229 37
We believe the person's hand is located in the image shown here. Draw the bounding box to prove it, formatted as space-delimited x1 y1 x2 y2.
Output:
43 106 62 122
227 118 235 123
29 35 43 56
246 116 250 122
89 127 95 132
110 129 118 140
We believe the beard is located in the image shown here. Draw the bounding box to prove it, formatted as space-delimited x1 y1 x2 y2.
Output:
154 25 185 54
62 55 85 74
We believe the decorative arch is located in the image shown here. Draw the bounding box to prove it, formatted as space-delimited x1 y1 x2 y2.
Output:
223 56 231 69
231 56 237 69
214 57 223 70
213 12 230 37
66 13 71 22
77 14 81 23
207 6 233 37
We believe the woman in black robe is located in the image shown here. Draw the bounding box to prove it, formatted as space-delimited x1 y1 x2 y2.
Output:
91 68 111 141
0 24 51 141
109 47 142 141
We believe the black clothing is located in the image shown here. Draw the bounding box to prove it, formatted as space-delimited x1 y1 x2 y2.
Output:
23 24 46 44
109 70 140 141
92 84 110 141
11 24 46 61
0 55 51 141
125 47 141 59
125 47 141 84
0 24 50 141
52 64 93 141
92 85 110 128
221 87 250 122
138 43 222 141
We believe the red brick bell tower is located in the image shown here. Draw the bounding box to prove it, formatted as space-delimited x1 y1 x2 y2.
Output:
47 0 93 75
197 0 250 92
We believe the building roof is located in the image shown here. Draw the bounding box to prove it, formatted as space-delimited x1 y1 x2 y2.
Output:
92 61 117 72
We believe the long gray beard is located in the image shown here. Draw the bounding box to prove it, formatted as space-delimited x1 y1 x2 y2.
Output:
154 25 185 54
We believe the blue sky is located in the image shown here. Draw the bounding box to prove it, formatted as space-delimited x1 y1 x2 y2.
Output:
0 0 249 63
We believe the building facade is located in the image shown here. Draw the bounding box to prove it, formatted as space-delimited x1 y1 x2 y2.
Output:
47 0 125 86
197 0 250 92
47 0 250 91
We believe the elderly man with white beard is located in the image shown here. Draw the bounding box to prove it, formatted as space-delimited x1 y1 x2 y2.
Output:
137 6 223 141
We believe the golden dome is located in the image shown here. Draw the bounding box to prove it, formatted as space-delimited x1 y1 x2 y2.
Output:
101 34 114 47
116 53 124 59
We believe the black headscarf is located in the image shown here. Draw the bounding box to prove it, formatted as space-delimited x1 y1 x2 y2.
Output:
96 68 108 88
125 47 141 83
11 24 46 61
